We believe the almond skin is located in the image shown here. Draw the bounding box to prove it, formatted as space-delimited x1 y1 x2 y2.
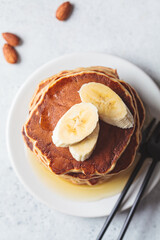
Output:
3 44 18 64
56 2 73 21
2 32 20 46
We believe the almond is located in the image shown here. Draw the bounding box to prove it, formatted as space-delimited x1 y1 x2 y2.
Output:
56 2 73 21
3 44 18 64
2 32 20 46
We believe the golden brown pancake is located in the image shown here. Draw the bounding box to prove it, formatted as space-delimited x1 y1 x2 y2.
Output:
22 67 145 185
23 71 135 175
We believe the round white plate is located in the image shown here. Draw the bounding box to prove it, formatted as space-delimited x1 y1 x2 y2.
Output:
7 53 160 218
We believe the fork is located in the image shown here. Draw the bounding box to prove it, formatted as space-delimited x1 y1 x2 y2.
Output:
117 120 160 239
97 119 160 240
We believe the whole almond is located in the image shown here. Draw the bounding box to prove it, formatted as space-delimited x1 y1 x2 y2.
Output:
56 2 73 21
3 44 18 64
2 32 20 46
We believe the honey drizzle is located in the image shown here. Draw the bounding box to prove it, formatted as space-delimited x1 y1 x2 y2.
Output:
27 150 139 202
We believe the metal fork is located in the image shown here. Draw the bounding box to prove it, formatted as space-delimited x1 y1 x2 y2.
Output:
117 120 160 240
97 119 160 240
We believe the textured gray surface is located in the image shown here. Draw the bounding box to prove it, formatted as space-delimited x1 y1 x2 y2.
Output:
0 0 160 239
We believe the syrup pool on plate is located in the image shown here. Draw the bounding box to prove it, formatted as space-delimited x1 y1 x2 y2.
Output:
27 149 140 202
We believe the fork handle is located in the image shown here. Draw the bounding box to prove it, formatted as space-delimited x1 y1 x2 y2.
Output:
96 153 147 240
117 159 157 240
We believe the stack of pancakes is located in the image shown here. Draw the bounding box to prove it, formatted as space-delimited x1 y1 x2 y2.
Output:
22 66 145 185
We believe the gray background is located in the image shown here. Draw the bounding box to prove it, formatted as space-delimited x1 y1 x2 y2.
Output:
0 0 160 239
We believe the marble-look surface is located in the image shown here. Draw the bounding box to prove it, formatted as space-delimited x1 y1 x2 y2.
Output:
0 0 160 239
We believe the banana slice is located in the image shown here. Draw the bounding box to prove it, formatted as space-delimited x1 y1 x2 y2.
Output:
79 82 134 129
69 123 100 161
52 102 99 147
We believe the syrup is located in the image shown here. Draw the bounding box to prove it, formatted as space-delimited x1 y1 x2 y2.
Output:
27 150 139 202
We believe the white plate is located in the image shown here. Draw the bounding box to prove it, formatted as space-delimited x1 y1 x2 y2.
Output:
7 53 160 218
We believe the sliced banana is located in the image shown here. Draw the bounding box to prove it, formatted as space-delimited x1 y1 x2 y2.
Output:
52 102 99 147
69 123 100 161
79 82 134 129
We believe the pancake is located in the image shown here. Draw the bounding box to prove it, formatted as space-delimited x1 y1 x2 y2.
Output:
22 66 145 185
23 70 136 180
